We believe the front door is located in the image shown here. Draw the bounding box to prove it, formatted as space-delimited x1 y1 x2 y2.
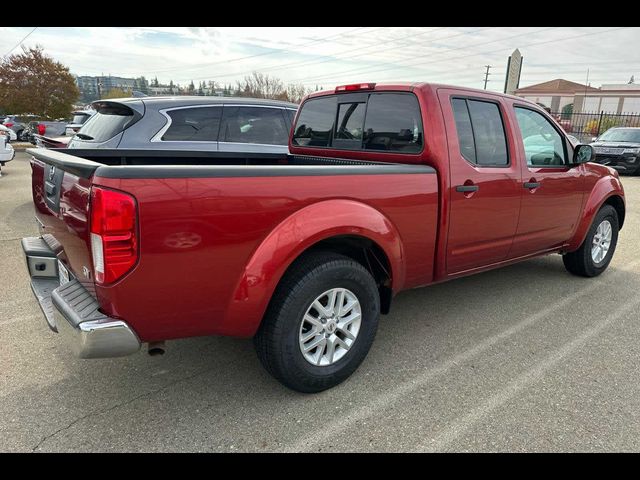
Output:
441 92 523 274
509 106 585 257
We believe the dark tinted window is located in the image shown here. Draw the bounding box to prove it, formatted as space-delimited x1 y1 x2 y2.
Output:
335 102 365 140
467 100 508 166
220 106 289 145
285 109 296 125
451 98 476 163
78 103 134 142
292 96 337 147
363 93 422 152
162 106 222 141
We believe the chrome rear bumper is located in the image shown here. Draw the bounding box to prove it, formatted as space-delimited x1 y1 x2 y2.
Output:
22 236 141 358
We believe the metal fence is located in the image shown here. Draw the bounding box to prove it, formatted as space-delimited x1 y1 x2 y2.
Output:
550 111 640 143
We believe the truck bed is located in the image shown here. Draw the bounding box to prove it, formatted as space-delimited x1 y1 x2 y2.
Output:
27 147 439 342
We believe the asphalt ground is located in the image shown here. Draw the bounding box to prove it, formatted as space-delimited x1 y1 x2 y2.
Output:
1 151 639 452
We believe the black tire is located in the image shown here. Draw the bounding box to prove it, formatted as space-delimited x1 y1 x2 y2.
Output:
254 251 380 393
563 204 619 277
16 129 23 141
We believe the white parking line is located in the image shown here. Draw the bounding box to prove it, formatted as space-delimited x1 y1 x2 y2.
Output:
417 296 640 452
283 259 640 453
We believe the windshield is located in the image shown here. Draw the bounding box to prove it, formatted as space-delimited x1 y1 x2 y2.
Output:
598 128 640 143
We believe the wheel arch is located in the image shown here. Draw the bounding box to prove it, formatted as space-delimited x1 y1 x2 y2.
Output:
222 199 405 337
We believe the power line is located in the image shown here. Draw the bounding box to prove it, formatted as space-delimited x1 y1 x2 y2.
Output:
2 26 38 58
145 26 382 76
288 27 558 85
170 26 464 83
296 26 630 87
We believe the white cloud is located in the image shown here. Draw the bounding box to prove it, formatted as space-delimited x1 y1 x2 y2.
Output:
0 26 638 91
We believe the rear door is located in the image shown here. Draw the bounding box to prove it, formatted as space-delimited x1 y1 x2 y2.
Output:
439 90 523 273
508 104 584 257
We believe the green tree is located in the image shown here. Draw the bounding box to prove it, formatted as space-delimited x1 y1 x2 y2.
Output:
0 46 79 118
188 80 195 94
102 87 132 99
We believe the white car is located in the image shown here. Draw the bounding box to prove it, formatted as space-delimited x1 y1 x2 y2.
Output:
0 135 15 176
0 124 17 141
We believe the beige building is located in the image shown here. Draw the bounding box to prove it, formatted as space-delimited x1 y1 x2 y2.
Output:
515 79 599 113
515 79 640 114
574 83 640 114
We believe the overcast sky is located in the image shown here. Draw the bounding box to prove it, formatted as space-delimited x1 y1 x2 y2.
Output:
1 27 638 91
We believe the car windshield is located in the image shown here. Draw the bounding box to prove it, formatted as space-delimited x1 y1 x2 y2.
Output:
598 128 640 143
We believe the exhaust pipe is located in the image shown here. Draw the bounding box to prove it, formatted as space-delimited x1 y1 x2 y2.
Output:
148 341 166 356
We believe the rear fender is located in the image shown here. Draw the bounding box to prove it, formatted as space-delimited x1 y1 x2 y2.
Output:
222 199 405 336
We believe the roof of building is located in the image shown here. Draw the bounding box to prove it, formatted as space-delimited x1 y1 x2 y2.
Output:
515 79 600 94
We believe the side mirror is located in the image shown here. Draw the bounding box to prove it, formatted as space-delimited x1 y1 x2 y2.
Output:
573 144 594 165
591 137 598 142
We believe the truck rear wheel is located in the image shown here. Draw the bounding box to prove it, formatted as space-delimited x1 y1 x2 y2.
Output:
254 251 380 393
563 204 619 277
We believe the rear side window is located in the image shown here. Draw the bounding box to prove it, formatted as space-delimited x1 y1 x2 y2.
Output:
220 106 289 145
162 106 222 141
79 103 134 143
451 98 508 166
451 98 476 163
293 96 337 147
363 93 423 152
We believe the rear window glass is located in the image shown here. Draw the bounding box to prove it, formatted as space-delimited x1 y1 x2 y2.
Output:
71 114 91 124
292 92 423 153
335 102 365 141
162 106 222 142
363 93 423 152
219 106 289 145
78 104 134 142
292 96 337 147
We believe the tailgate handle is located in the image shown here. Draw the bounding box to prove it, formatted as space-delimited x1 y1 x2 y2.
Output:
455 185 479 193
45 181 56 195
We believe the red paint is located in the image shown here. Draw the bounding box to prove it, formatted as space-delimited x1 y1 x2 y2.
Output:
30 83 624 343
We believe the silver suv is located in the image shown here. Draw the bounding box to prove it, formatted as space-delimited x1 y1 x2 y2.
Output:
68 96 298 154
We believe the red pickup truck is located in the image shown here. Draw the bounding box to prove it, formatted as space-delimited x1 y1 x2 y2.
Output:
23 83 625 392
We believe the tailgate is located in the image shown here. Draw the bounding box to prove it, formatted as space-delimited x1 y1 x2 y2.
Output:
29 148 101 289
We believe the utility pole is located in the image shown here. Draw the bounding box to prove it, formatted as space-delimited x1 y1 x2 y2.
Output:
483 65 492 90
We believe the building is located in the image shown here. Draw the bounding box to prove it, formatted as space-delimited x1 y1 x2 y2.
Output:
574 83 640 114
514 79 599 113
75 75 138 102
515 78 640 114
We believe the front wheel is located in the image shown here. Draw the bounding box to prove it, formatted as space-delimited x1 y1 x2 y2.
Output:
254 251 380 393
563 204 619 277
16 130 23 141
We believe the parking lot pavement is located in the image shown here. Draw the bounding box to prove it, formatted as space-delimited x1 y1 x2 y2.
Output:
2 151 640 452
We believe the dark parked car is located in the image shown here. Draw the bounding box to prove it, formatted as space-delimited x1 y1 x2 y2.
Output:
591 127 640 175
2 114 39 141
68 96 298 154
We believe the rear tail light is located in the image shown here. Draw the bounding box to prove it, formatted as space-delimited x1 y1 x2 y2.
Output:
4 122 13 127
90 186 138 285
37 124 46 135
335 83 376 92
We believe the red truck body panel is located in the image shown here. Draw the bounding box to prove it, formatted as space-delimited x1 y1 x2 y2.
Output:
29 82 625 345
